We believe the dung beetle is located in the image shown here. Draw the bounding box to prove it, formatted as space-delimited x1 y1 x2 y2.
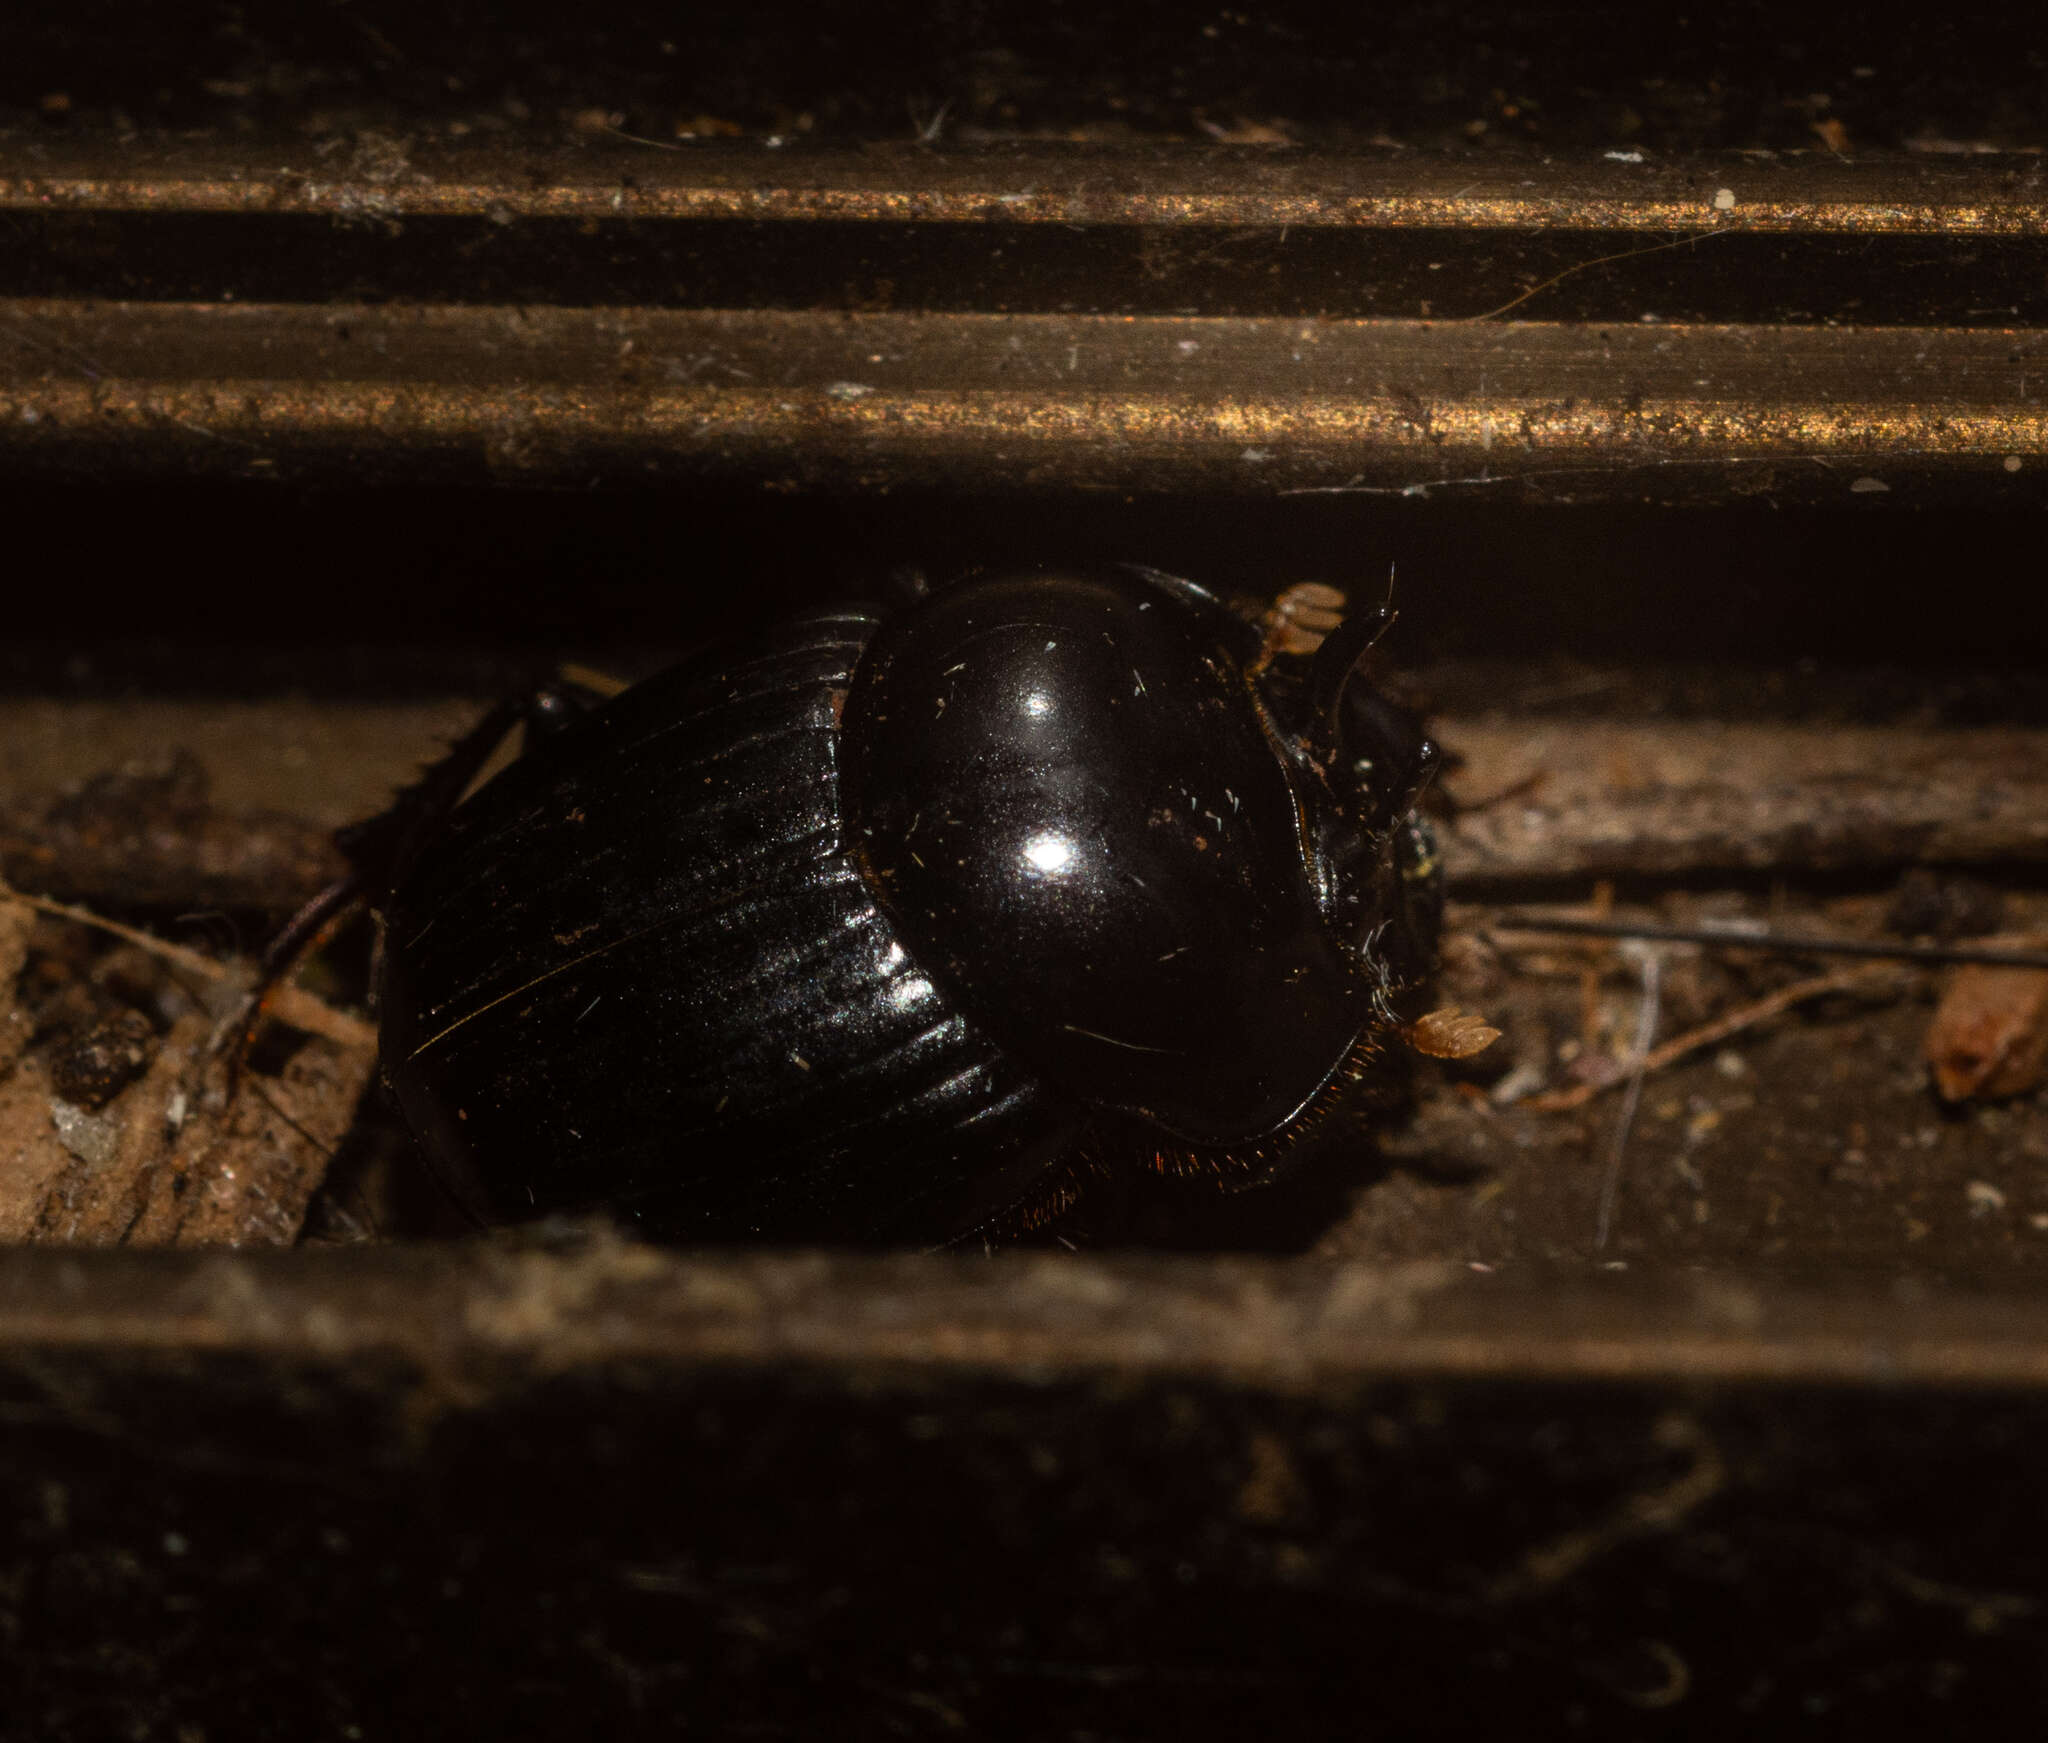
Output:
329 565 1445 1245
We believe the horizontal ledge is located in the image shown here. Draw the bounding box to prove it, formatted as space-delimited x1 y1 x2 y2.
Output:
3 302 2047 497
5 702 2046 911
6 139 2048 235
2 1243 2047 1392
1444 720 2048 883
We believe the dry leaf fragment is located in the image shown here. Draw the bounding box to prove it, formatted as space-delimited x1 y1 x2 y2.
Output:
1812 117 1852 154
1405 1006 1503 1060
1926 964 2048 1102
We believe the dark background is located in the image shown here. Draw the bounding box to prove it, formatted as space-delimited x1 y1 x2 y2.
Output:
8 0 2048 154
4 0 2045 704
5 483 2043 730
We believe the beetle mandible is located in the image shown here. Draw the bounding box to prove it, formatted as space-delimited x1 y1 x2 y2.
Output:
335 564 1446 1244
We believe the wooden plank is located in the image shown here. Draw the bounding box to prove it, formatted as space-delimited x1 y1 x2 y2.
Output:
6 700 2046 907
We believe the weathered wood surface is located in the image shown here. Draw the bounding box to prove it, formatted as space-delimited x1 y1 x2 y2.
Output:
1441 718 2048 885
4 700 2045 907
3 1245 2047 1738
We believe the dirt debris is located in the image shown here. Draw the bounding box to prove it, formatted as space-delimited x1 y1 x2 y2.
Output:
0 891 375 1247
1332 890 2048 1273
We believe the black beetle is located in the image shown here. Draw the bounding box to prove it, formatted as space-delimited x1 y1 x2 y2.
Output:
335 564 1445 1245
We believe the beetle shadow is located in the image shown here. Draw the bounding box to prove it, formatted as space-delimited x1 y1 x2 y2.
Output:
301 1099 479 1244
1038 1123 1412 1256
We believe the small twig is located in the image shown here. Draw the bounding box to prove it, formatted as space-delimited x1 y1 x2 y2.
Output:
1458 227 1734 323
245 1073 334 1157
0 879 375 1053
908 97 953 145
1527 967 1880 1115
1577 882 1615 1055
599 124 692 154
1440 769 1545 818
1491 914 2048 972
1595 946 1662 1251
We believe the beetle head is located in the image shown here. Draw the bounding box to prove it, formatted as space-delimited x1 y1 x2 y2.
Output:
1249 591 1443 992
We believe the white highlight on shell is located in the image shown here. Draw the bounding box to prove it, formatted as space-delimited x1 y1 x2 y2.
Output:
1021 832 1076 876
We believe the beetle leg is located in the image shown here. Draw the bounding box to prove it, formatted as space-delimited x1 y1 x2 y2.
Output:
333 695 530 891
1388 734 1445 827
941 1144 1109 1248
223 874 368 1084
229 690 547 1078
